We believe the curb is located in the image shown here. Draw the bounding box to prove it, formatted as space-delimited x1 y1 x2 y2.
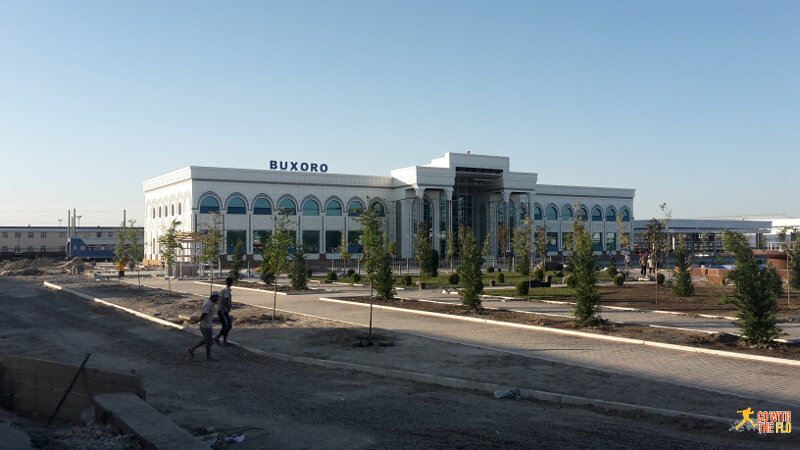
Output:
317 297 800 368
42 281 733 425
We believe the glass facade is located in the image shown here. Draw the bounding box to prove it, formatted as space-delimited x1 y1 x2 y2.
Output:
302 230 320 253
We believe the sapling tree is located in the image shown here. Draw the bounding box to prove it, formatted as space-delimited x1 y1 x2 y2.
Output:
261 213 292 320
722 230 780 344
457 225 484 311
570 206 602 326
671 237 694 297
199 213 222 295
228 239 244 281
157 219 182 295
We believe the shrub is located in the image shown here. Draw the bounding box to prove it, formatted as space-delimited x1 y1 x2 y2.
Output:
555 270 564 277
656 273 665 285
532 268 544 280
565 275 577 288
516 280 530 296
495 272 505 283
613 274 624 286
347 269 355 277
307 268 313 278
326 271 337 281
486 266 494 273
401 274 412 287
351 273 362 283
448 273 460 285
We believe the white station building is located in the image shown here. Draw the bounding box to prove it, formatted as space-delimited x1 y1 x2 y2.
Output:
142 153 635 265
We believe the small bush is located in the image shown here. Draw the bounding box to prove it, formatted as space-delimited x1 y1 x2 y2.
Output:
606 265 617 278
495 273 505 283
555 270 564 277
400 274 412 287
656 273 665 285
347 269 355 277
497 268 502 272
613 274 624 286
487 266 494 273
448 273 460 285
326 271 337 281
307 268 313 278
352 273 362 283
516 280 530 296
532 268 544 280
565 275 577 288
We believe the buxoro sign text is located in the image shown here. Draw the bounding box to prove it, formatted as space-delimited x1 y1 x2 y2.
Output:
269 160 328 173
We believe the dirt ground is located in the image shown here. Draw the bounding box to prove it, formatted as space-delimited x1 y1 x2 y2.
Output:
594 283 800 320
1 273 797 448
338 293 800 360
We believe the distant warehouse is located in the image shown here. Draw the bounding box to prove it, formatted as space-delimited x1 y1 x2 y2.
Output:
142 153 635 266
0 226 142 260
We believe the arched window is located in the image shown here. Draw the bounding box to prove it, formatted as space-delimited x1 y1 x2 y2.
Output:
578 207 588 221
561 206 573 221
199 196 220 213
227 197 246 214
370 202 385 217
546 206 558 221
509 203 516 229
171 204 175 216
278 198 296 215
325 200 342 216
158 207 162 218
178 203 182 215
253 198 272 215
591 207 603 221
497 203 505 224
348 200 364 216
534 206 543 220
621 208 630 222
606 207 616 222
302 199 320 216
152 208 156 219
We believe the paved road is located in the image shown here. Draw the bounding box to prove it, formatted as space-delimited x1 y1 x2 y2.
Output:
400 288 800 342
133 278 800 409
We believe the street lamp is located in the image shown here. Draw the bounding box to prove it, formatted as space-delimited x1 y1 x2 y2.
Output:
58 219 62 227
77 216 82 227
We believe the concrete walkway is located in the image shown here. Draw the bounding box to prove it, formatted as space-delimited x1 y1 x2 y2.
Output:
135 278 800 409
400 288 800 342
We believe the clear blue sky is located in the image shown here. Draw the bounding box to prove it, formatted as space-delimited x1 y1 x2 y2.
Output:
1 0 797 227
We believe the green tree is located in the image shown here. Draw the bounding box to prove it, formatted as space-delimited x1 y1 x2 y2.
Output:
262 213 293 320
496 224 509 257
790 234 800 297
457 225 483 311
534 226 548 270
290 248 308 290
357 202 394 341
199 213 222 295
157 219 182 296
512 215 533 276
570 209 602 326
114 220 145 289
337 229 351 274
671 237 694 297
642 217 668 306
228 239 244 281
446 230 457 273
722 230 781 344
415 222 438 278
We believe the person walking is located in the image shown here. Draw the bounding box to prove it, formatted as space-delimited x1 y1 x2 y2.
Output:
189 291 220 361
214 277 233 346
116 260 126 279
639 253 647 277
647 256 655 276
